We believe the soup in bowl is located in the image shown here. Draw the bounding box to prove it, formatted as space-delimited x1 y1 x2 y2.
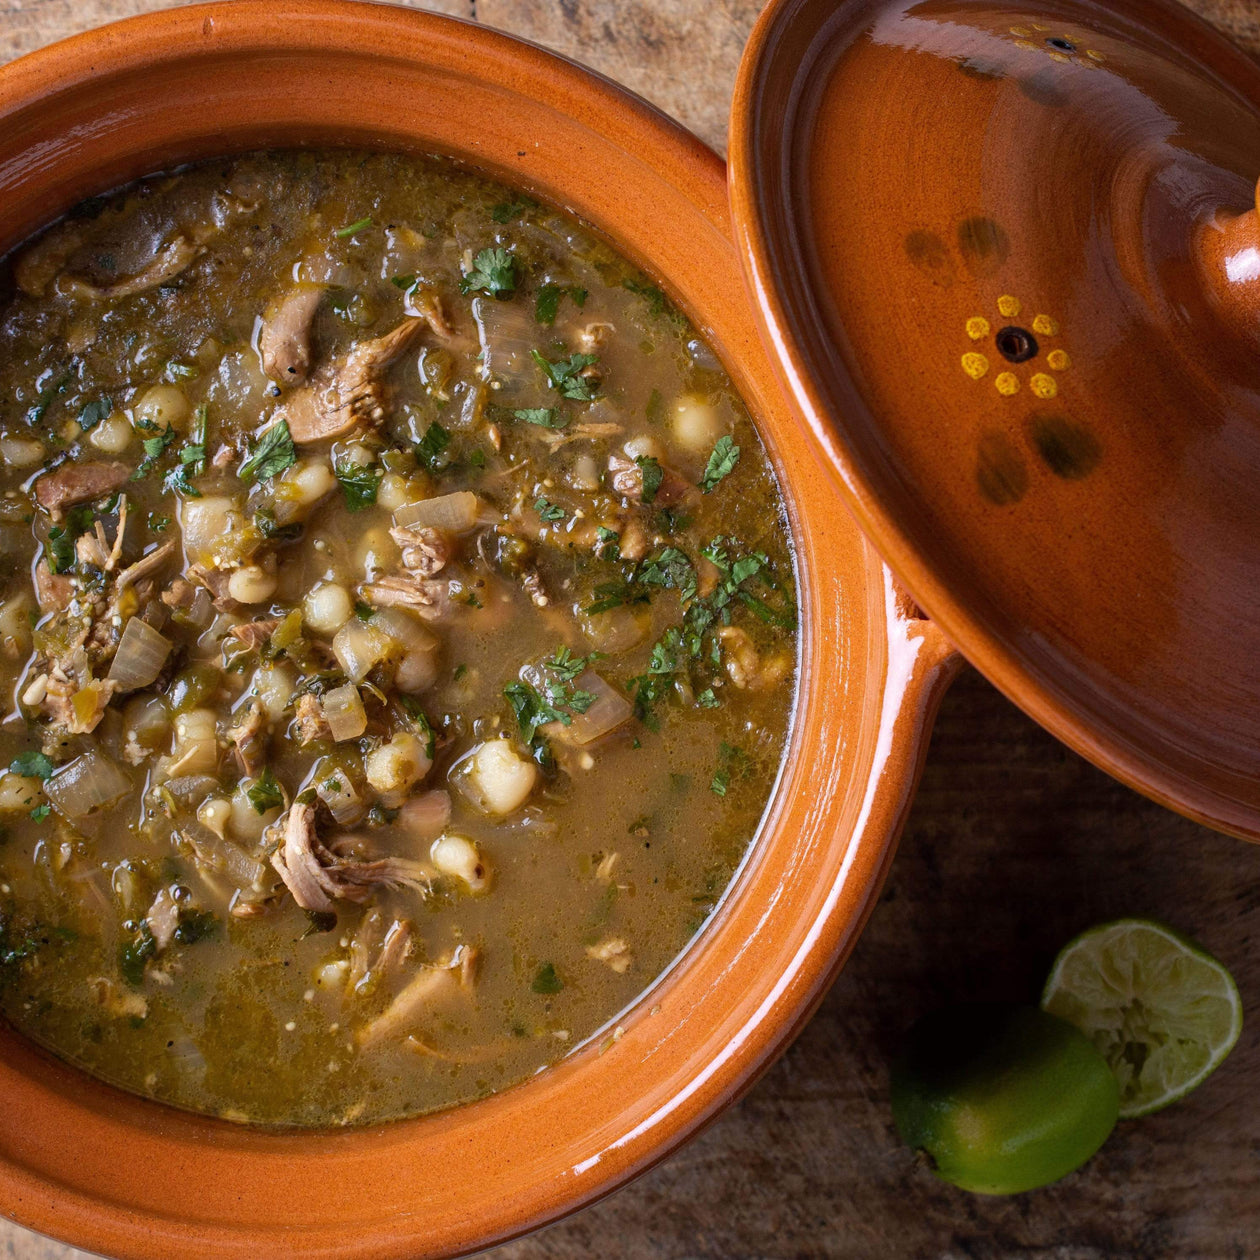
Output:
0 3 958 1256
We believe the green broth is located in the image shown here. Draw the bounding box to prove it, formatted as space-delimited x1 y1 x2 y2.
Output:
0 150 796 1125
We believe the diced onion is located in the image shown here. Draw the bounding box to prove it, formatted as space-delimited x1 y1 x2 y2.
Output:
180 819 267 891
107 616 173 691
44 749 132 819
545 671 632 746
331 619 393 683
372 607 438 654
393 491 478 534
320 683 367 741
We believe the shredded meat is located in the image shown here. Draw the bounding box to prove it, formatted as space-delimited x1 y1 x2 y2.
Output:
404 286 456 341
346 908 413 994
607 453 692 507
258 284 324 384
33 559 73 613
576 321 615 353
116 538 178 590
389 524 451 578
356 945 477 1048
228 698 269 777
33 461 129 514
276 316 431 444
61 236 202 302
293 694 331 745
362 574 453 619
225 618 278 654
188 563 242 613
145 888 181 952
161 577 196 611
270 802 432 913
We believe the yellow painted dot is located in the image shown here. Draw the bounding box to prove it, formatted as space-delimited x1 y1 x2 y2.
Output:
1047 349 1071 370
962 352 990 380
995 372 1020 396
1013 38 1036 50
997 295 1022 318
1031 22 1049 31
1077 56 1098 69
1009 25 1032 37
1047 51 1071 63
1032 314 1059 336
966 316 991 340
1086 48 1106 61
1030 372 1058 399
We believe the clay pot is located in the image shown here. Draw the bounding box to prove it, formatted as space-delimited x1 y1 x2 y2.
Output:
0 4 958 1256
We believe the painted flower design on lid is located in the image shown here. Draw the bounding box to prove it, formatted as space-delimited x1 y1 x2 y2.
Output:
960 295 1071 398
1008 23 1106 67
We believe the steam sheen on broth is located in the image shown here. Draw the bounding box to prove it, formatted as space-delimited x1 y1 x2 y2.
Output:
0 151 796 1125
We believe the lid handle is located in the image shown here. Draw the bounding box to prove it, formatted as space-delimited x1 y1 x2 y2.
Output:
1198 178 1260 344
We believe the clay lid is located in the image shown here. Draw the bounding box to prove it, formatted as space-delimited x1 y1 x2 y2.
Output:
730 0 1260 839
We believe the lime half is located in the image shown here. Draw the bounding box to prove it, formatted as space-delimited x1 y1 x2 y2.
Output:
1042 918 1242 1118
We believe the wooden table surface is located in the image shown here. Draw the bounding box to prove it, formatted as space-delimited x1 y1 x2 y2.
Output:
3 1 1260 1256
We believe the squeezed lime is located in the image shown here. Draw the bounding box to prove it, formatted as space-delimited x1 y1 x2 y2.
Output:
1042 918 1242 1118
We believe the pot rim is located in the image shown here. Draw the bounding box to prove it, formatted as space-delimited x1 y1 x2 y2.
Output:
0 4 958 1256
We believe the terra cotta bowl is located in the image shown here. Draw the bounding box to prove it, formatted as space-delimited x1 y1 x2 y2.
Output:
0 2 959 1256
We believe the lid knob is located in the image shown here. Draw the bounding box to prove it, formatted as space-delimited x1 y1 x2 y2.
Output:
1198 178 1260 349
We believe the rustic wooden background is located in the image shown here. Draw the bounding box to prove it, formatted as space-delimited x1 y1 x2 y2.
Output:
3 1 1260 1256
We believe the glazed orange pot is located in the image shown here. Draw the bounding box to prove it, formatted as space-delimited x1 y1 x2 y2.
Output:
0 3 959 1256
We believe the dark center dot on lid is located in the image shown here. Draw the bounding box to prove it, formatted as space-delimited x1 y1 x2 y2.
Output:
1046 36 1077 52
995 325 1039 363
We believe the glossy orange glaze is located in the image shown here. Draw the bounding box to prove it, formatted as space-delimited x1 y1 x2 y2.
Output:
732 0 1260 841
0 3 958 1256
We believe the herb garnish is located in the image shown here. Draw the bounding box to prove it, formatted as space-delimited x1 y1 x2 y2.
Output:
534 496 565 523
77 397 112 432
699 435 740 492
512 407 567 430
534 283 588 326
130 420 178 481
238 419 296 484
247 768 285 815
164 405 207 498
415 421 452 471
44 526 75 575
333 454 382 512
335 216 374 238
530 350 599 402
9 751 53 780
25 373 69 427
531 962 564 994
28 804 50 823
461 247 519 296
635 455 663 504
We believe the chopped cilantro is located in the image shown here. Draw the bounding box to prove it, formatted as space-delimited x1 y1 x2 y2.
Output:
415 421 452 471
164 405 207 498
534 496 565 523
173 909 217 945
247 768 285 815
699 435 740 492
77 397 112 431
44 526 75 575
505 681 565 744
697 688 719 708
622 277 678 320
130 423 178 481
25 373 69 427
354 601 375 621
253 508 303 542
491 198 533 224
401 698 437 760
710 741 747 797
530 349 599 402
9 752 53 780
333 455 382 512
390 273 417 291
238 419 296 484
635 455 663 504
543 647 594 682
468 448 487 469
534 283 587 326
148 513 171 533
28 804 50 822
531 962 564 994
646 388 664 425
335 216 374 238
452 664 468 681
596 526 620 561
513 407 567 430
119 923 156 987
460 247 519 296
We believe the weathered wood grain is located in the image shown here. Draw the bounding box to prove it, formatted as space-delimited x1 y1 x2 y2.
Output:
2 2 1260 1258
